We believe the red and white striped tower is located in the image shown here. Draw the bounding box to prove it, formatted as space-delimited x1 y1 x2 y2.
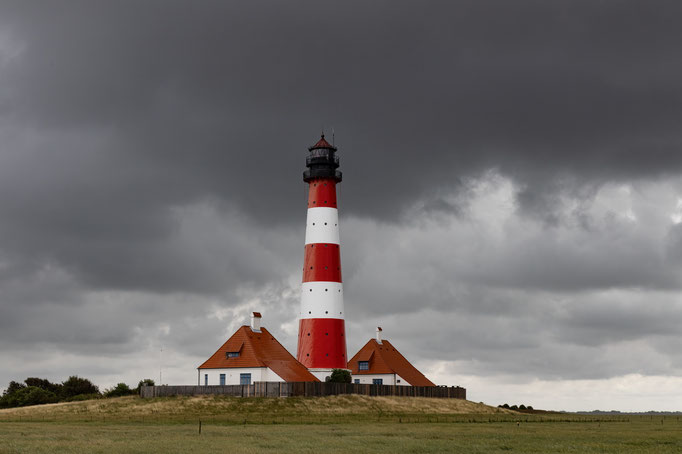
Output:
297 134 347 380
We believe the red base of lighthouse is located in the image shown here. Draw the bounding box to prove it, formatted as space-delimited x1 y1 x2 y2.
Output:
296 318 347 369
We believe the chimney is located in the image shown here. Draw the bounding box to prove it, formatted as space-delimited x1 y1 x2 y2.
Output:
251 312 262 332
376 326 382 344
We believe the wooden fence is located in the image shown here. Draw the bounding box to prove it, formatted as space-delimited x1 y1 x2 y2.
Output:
140 382 465 399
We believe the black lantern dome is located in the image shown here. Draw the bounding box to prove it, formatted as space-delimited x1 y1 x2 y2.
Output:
303 134 342 183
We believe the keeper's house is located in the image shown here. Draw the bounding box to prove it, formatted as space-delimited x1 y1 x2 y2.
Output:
348 327 435 386
198 312 319 385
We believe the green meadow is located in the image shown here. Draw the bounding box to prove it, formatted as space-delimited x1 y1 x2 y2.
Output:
1 395 680 453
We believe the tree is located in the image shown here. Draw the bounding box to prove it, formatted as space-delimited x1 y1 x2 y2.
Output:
519 404 527 410
61 376 99 398
2 381 25 397
135 379 155 393
325 369 352 383
24 377 62 395
104 383 135 398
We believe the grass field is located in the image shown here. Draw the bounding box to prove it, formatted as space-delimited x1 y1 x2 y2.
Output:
1 395 680 453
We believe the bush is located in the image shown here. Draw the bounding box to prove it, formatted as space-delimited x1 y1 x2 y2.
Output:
1 376 102 408
519 404 527 410
2 386 58 407
325 369 352 384
527 406 534 410
510 405 518 410
500 403 510 409
104 383 136 398
63 393 102 402
61 376 99 398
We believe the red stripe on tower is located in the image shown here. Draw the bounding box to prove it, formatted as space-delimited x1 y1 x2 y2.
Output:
297 134 348 379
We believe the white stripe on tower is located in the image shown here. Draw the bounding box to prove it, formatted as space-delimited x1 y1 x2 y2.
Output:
300 282 344 319
304 207 340 245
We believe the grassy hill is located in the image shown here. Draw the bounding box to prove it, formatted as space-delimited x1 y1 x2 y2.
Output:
0 394 512 424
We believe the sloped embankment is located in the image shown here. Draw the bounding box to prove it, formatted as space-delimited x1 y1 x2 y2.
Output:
0 394 514 423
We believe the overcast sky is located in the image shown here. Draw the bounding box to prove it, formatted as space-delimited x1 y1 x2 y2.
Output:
2 1 682 411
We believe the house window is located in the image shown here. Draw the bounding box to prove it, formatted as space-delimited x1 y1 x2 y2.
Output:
373 378 383 385
358 361 369 371
240 373 251 385
204 374 208 386
397 379 401 384
354 379 360 384
219 374 226 386
226 352 240 358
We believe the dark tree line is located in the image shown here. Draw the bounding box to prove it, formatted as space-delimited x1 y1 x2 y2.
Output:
0 376 155 408
499 403 534 411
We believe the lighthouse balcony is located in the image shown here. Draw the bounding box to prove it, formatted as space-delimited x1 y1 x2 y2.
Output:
306 154 340 167
304 169 342 183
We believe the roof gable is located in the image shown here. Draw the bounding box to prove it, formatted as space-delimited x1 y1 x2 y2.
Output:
198 326 318 382
309 134 337 151
348 339 436 387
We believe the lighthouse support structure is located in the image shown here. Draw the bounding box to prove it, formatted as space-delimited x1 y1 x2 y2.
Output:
297 135 348 381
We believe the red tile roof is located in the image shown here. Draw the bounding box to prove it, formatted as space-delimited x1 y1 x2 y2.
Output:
348 339 436 386
309 134 336 150
198 326 319 382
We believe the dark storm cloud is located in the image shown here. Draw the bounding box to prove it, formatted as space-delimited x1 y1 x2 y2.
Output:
2 0 682 225
2 1 682 402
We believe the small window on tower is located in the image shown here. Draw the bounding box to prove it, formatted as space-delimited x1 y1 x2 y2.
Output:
359 361 369 371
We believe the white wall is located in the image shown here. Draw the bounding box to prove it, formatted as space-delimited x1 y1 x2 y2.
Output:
351 373 409 386
198 367 284 385
307 368 333 382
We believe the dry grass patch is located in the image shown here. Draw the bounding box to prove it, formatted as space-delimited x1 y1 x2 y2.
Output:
0 394 512 423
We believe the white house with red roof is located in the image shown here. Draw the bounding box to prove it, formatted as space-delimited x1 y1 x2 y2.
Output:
197 313 319 385
197 316 436 386
347 327 436 387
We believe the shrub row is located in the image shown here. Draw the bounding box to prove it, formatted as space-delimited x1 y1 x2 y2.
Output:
0 377 155 408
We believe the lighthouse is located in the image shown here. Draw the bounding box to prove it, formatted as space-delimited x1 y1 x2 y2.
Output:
296 134 348 380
